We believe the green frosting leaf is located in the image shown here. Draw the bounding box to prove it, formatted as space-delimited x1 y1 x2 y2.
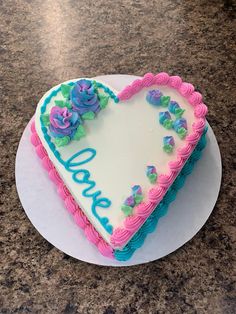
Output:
121 205 133 216
177 127 187 139
134 194 143 205
41 114 50 126
92 80 98 93
99 94 109 109
54 100 65 107
163 119 173 129
55 100 72 109
163 144 173 154
161 96 170 107
148 173 157 184
64 101 72 109
73 125 86 140
61 84 72 99
175 108 185 118
82 111 95 120
54 136 70 147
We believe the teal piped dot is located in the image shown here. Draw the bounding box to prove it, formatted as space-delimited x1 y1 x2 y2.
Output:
54 151 60 158
45 97 51 104
44 134 50 141
49 142 55 150
41 127 47 133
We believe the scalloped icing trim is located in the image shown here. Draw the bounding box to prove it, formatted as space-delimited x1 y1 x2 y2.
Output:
31 120 207 261
30 121 114 259
110 72 208 248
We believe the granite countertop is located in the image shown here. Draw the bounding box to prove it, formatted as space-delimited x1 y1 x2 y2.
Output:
1 0 236 313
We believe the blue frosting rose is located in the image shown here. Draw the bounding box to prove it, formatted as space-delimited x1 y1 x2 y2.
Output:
49 106 80 138
70 79 100 115
173 118 187 132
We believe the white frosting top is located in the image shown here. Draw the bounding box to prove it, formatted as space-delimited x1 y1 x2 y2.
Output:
35 78 195 247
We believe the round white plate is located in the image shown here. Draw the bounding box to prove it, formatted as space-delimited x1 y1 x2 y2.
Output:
15 75 222 266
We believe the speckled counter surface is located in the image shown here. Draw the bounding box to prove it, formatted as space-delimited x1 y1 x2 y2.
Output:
1 0 236 313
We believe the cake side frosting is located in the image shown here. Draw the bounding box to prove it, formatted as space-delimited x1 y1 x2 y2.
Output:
34 73 208 251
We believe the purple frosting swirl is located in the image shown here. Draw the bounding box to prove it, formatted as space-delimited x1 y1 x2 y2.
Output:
70 79 100 115
146 89 163 106
49 106 80 138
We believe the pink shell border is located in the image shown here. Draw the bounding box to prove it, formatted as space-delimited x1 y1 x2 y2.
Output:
110 72 208 248
31 121 114 259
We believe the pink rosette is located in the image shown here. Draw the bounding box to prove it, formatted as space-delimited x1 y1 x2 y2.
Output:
64 195 78 214
84 226 99 244
35 144 47 159
168 76 182 89
74 209 88 229
123 215 144 232
117 86 133 101
186 132 200 145
148 186 166 203
131 79 143 93
48 168 62 185
110 228 131 247
135 202 155 218
158 173 175 188
155 72 170 85
194 103 208 118
142 72 155 87
188 91 202 106
177 143 193 159
31 121 36 133
57 183 70 200
179 83 194 97
31 133 41 147
168 157 184 172
192 118 206 134
97 240 114 258
42 156 54 171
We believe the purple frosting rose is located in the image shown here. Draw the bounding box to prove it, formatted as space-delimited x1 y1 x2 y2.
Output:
49 106 80 138
146 89 163 106
70 79 100 115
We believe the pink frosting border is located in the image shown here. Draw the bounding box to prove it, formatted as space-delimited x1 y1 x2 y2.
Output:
110 72 208 248
30 121 114 259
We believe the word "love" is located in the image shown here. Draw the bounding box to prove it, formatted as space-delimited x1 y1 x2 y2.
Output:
64 148 113 234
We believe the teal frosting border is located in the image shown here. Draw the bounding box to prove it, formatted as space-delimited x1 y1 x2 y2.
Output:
114 127 208 261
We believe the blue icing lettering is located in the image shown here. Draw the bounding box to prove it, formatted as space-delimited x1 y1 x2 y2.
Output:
64 148 113 234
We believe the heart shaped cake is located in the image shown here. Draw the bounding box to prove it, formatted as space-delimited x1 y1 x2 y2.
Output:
31 72 208 261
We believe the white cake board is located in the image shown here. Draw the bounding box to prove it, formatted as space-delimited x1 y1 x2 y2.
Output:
15 75 222 266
